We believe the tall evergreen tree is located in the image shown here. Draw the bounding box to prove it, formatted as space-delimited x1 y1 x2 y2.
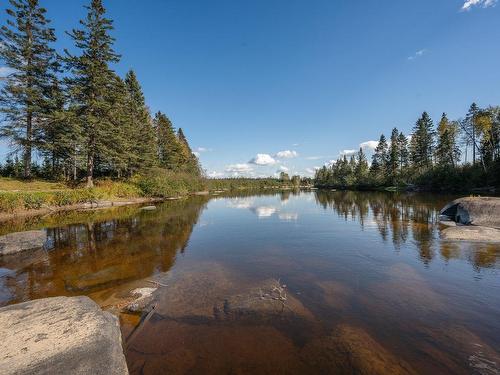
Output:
371 134 388 181
0 0 58 178
177 128 200 175
355 147 369 182
155 111 182 170
397 131 409 170
38 76 77 178
410 112 434 171
436 113 460 167
64 0 120 187
124 70 156 174
388 127 401 182
462 103 479 165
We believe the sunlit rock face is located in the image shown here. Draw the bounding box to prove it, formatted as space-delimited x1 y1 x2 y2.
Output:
440 197 500 242
440 197 500 228
0 296 128 375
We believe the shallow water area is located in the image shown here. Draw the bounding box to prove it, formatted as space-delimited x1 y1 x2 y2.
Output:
0 190 499 374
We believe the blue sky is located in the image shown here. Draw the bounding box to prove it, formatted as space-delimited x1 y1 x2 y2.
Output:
1 0 500 177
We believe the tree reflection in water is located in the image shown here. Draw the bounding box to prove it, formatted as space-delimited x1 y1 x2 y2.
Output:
314 190 499 269
0 196 209 306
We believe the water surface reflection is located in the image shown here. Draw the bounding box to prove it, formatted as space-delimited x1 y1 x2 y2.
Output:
0 191 499 374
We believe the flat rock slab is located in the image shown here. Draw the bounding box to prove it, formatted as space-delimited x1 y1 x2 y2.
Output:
0 230 46 256
441 226 500 242
0 296 128 375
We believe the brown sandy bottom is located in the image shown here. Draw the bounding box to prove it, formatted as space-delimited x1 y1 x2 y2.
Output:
114 261 499 375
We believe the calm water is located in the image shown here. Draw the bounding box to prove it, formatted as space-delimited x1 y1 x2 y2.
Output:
0 191 499 374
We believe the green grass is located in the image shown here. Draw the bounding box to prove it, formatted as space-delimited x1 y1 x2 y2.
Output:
0 177 67 192
0 173 206 213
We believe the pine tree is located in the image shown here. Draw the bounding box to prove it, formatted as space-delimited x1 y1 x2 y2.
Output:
155 111 182 170
388 127 401 182
124 70 156 174
410 112 434 171
355 147 369 182
463 103 479 165
397 132 409 170
105 74 133 176
177 128 201 175
436 113 460 167
0 0 58 178
64 0 120 187
37 76 79 178
371 134 388 182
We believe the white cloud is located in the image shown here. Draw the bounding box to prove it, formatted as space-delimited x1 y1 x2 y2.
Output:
462 0 497 10
360 140 379 150
305 156 325 160
340 149 357 157
305 167 320 175
275 150 298 159
225 163 253 174
325 159 337 167
277 165 289 173
193 151 200 157
408 49 427 61
207 170 224 178
196 147 212 153
249 153 277 165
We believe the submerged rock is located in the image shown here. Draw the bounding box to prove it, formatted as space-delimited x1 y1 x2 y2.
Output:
213 278 314 321
124 287 157 313
0 230 46 256
302 324 417 375
441 226 500 242
0 296 128 375
440 197 500 228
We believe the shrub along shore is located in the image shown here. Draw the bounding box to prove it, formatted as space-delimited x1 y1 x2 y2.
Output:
0 174 309 217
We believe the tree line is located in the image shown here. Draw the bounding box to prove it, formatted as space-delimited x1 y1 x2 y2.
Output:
315 105 500 191
0 0 200 187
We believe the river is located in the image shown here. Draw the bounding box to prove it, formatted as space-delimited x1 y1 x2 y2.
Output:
0 190 499 374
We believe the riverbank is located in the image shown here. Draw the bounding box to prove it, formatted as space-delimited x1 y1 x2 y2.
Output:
314 183 498 194
0 176 307 220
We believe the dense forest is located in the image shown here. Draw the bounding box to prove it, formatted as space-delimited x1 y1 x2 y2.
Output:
0 0 200 187
315 107 500 192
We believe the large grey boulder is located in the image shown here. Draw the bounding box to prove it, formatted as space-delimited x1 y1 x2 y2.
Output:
0 230 46 256
440 197 500 228
0 296 128 375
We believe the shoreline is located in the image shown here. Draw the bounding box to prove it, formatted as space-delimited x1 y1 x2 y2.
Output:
0 197 172 223
0 186 312 223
